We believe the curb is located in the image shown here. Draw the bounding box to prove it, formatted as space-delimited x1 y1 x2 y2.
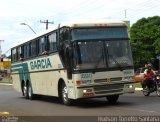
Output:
135 88 142 91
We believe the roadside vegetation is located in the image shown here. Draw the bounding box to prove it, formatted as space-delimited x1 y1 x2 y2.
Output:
0 80 12 84
134 82 142 88
130 16 160 69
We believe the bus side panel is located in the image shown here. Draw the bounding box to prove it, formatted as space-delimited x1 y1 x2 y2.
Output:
12 73 22 92
46 71 61 96
12 63 26 92
58 70 77 99
30 71 61 96
25 54 64 97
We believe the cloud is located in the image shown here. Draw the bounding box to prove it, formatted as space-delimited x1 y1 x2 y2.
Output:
0 30 19 39
0 0 88 18
0 0 160 55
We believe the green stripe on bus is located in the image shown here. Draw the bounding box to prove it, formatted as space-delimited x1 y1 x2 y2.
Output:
12 63 31 82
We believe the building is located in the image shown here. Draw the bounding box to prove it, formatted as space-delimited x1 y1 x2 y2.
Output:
0 58 11 79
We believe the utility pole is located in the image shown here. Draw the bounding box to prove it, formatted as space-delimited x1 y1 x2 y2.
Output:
125 9 127 19
0 40 4 59
123 9 130 36
40 20 54 30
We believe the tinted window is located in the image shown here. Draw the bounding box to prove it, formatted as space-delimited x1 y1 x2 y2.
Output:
59 28 70 49
11 48 17 62
71 27 128 40
48 33 57 52
30 41 37 57
17 46 23 60
39 37 47 54
24 43 30 58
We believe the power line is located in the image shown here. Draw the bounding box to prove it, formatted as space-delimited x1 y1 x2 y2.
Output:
45 0 159 25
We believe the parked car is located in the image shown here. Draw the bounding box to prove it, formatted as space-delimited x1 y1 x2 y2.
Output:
133 67 146 83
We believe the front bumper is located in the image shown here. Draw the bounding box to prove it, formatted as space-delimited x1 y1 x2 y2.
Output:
74 81 135 99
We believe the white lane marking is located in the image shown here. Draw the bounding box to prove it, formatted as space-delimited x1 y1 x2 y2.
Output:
0 83 13 86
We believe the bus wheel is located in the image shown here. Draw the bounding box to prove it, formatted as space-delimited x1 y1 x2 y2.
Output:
61 83 72 105
28 83 35 100
23 84 29 99
106 95 119 104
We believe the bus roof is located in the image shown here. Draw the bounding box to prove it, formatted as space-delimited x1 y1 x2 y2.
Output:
66 21 126 28
12 21 127 48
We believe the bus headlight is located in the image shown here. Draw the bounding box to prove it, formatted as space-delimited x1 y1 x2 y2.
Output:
83 89 92 93
126 84 133 88
83 89 94 97
156 76 160 80
129 85 133 88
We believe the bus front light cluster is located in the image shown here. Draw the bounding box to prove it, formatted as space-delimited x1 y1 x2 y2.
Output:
129 85 133 88
83 89 92 93
156 76 160 80
126 84 133 88
83 89 94 97
76 80 92 85
76 80 81 85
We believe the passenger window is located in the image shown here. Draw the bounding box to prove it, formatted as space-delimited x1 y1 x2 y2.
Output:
39 37 47 54
30 41 37 57
24 43 30 59
17 46 23 61
48 33 57 52
11 48 17 62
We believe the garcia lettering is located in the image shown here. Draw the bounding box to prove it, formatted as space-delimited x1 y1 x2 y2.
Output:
30 58 52 70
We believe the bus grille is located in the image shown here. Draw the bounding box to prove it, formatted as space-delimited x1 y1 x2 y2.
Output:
110 77 122 81
94 77 122 83
93 84 124 95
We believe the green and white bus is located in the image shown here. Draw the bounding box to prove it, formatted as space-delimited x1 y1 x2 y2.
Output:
11 22 135 105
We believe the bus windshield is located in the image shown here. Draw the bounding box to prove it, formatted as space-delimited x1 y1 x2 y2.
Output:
73 40 133 70
73 41 106 69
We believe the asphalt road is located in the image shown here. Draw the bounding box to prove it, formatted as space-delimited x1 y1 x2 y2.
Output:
0 84 160 122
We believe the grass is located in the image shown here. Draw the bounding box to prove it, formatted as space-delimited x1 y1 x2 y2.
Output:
0 80 13 84
134 82 142 88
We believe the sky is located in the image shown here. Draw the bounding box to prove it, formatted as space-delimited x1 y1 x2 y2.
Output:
0 0 160 56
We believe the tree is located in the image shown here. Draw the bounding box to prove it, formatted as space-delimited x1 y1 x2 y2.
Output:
130 16 160 68
1 54 7 58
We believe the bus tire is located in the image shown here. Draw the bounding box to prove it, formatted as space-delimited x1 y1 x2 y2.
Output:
28 83 35 100
61 82 72 106
23 84 29 99
106 95 119 104
156 83 160 97
21 81 25 96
